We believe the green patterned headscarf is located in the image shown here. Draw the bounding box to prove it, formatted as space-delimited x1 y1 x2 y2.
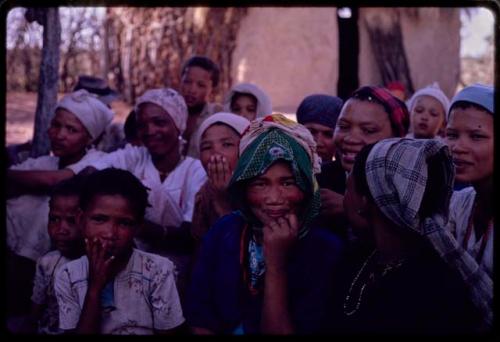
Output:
228 114 321 239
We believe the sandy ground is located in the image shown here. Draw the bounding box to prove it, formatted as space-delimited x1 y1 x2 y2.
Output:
5 91 132 146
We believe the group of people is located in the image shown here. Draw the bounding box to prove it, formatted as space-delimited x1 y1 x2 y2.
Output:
5 55 494 335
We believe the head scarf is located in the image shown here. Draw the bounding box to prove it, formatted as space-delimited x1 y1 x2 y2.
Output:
365 138 492 328
195 112 250 153
296 94 343 130
56 89 114 141
407 82 450 115
223 82 273 119
351 86 410 137
448 83 494 119
229 113 321 239
135 88 188 134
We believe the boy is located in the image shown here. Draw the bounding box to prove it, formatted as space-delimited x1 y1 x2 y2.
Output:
179 55 223 157
54 168 184 334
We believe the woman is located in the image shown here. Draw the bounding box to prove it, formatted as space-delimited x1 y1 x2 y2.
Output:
445 84 493 277
191 112 250 245
6 89 113 317
186 114 345 334
223 82 272 121
339 138 486 333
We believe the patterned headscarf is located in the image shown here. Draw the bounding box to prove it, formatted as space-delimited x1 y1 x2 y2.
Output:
296 94 343 130
365 138 492 329
223 82 273 119
351 86 410 137
135 88 188 134
229 114 321 239
56 89 114 141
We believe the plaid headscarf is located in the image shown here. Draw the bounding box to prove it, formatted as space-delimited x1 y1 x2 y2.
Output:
229 114 321 239
366 138 492 329
351 86 410 137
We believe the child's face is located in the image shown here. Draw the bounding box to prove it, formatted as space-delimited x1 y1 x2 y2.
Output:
445 106 494 185
410 95 446 138
231 94 258 121
48 109 92 161
200 123 241 171
180 66 213 108
48 195 83 257
303 122 336 162
81 194 139 260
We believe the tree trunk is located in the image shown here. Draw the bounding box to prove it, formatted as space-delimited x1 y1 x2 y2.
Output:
26 8 61 158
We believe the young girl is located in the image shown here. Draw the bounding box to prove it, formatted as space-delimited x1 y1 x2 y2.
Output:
6 90 113 317
28 176 86 334
180 56 223 157
191 112 250 244
406 82 450 139
223 82 272 121
54 168 184 334
186 114 345 334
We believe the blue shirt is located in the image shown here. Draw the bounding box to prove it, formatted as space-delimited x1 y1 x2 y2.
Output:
185 212 345 334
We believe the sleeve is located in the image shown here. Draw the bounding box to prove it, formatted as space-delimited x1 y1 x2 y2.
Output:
66 145 139 174
54 266 82 331
150 259 185 330
31 257 48 305
10 156 52 171
181 160 207 223
190 184 210 241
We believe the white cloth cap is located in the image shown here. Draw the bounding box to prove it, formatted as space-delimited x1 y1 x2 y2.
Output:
406 82 450 117
196 112 250 153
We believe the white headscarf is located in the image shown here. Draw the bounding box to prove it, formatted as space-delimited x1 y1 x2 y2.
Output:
223 82 273 119
135 88 188 134
406 82 450 116
195 112 250 153
56 89 114 141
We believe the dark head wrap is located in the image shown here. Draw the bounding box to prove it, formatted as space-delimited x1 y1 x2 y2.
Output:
296 94 343 130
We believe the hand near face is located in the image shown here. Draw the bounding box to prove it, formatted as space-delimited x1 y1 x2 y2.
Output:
319 189 345 218
262 213 299 271
207 155 232 195
86 237 116 291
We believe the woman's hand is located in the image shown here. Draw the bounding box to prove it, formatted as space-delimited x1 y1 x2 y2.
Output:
207 155 232 196
85 238 115 292
319 189 344 218
262 213 299 271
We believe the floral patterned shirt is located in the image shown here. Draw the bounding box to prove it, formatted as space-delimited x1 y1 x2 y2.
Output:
54 248 184 334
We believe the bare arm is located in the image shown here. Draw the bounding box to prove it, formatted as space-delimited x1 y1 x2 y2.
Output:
6 168 75 198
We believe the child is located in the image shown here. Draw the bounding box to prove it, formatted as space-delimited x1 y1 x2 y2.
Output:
223 82 272 121
406 82 450 139
26 176 86 334
180 56 223 157
54 168 184 334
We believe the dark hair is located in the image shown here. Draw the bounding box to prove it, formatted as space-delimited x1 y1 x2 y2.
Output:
181 55 220 87
124 110 137 142
449 100 493 116
50 175 86 205
79 168 150 220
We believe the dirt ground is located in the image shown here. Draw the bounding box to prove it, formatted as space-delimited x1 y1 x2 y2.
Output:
5 91 132 146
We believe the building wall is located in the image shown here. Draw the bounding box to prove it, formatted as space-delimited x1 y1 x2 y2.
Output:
231 7 339 113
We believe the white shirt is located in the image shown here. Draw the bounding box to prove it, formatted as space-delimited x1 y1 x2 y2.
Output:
447 187 493 277
54 249 184 334
7 149 105 261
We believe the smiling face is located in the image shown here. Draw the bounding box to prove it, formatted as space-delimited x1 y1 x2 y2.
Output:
48 108 92 166
410 95 446 138
334 99 393 172
231 93 258 121
180 66 213 108
199 123 241 171
81 194 139 260
136 102 180 158
48 195 83 258
445 106 494 185
246 161 305 223
303 122 336 162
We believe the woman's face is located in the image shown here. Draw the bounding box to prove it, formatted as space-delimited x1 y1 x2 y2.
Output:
231 94 258 121
136 103 180 158
200 123 240 171
303 122 336 162
445 106 494 185
48 108 92 162
246 161 305 223
334 99 393 172
410 95 446 138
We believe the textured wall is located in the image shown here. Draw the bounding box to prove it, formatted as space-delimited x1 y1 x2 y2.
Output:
231 7 339 113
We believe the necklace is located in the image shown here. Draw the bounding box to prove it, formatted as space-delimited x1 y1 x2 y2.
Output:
343 249 406 316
